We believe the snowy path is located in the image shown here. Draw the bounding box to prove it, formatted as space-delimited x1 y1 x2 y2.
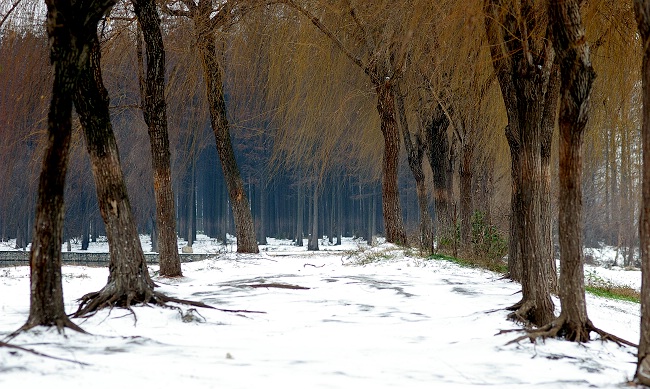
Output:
0 243 641 388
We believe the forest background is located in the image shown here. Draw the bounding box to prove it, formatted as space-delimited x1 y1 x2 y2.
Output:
0 0 640 264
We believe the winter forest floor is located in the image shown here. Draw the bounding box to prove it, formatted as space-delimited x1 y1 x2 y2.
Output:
0 236 643 388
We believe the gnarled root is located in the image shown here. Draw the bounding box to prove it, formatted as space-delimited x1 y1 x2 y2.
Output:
506 300 535 327
73 281 265 321
73 280 215 320
500 314 636 347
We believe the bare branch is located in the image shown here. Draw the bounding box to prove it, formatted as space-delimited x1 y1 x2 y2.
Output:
280 0 371 79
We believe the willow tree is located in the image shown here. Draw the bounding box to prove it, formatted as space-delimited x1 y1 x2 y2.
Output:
396 89 433 252
133 0 182 277
484 0 556 326
20 0 115 332
164 0 258 253
279 0 430 245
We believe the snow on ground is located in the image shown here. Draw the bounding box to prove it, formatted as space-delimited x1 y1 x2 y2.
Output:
0 236 643 388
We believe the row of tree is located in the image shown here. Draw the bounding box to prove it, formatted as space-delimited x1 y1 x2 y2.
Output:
4 0 650 383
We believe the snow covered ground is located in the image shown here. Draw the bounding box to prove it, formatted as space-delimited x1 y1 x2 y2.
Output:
0 236 642 388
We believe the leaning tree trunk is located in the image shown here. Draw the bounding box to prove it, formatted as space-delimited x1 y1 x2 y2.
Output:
196 26 258 254
635 1 650 384
376 82 407 245
133 0 182 277
21 0 115 333
72 38 158 317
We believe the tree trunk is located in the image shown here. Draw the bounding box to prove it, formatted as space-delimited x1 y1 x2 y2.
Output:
133 0 182 277
541 63 560 293
634 0 650 384
424 104 452 240
72 37 157 317
195 20 258 254
337 179 343 245
308 185 319 251
187 156 196 247
397 91 434 253
551 0 596 340
81 188 90 250
296 174 304 246
259 182 268 245
22 0 114 333
485 0 555 326
376 82 407 245
133 0 183 277
459 138 473 252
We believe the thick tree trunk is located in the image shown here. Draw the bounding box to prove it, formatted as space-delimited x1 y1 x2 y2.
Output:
23 0 114 332
634 0 650 384
541 63 561 293
549 0 596 341
507 135 522 282
195 23 258 254
376 82 407 245
485 0 555 326
133 0 182 277
517 113 555 326
73 38 157 316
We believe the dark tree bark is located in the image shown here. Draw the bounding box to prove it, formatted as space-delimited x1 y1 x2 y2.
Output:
485 0 555 326
189 1 258 254
258 182 268 245
295 172 304 246
72 38 159 317
308 185 319 251
550 0 596 340
376 83 408 244
133 0 182 277
423 104 452 239
397 91 434 253
541 62 561 293
80 188 90 250
337 179 343 245
635 0 650 384
21 0 115 333
507 0 631 347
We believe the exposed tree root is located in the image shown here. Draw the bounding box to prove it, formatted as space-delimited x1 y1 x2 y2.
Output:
0 340 90 365
5 317 86 342
506 300 534 327
500 314 637 347
506 298 524 312
73 282 266 320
